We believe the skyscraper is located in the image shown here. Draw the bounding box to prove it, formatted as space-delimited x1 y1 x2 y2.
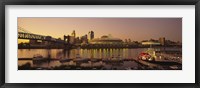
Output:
71 30 76 38
88 31 94 40
81 34 88 44
70 30 76 44
159 37 165 46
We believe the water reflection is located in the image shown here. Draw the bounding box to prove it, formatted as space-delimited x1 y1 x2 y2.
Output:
18 48 144 59
18 48 182 70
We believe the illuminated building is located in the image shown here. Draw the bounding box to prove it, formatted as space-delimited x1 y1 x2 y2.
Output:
89 35 123 44
64 35 75 44
141 41 160 45
159 37 165 46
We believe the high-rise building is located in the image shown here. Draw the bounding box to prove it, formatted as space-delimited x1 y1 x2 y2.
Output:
75 37 81 44
81 34 88 44
64 35 75 44
88 31 94 40
70 36 75 44
71 30 76 38
159 37 165 46
70 30 76 44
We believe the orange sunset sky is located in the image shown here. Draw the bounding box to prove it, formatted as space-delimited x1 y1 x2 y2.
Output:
18 17 182 43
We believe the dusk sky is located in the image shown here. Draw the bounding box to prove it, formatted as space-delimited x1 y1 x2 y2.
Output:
18 17 182 42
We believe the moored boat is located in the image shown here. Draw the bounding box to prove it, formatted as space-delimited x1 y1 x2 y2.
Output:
90 58 102 62
59 58 73 63
33 54 47 61
73 54 90 63
138 48 182 62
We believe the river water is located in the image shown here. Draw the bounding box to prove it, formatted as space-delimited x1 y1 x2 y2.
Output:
18 48 182 70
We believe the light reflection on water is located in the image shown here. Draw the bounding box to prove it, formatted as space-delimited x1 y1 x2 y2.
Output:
18 48 182 70
18 48 144 59
18 48 144 69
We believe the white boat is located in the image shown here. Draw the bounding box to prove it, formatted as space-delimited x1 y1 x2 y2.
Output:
138 48 182 62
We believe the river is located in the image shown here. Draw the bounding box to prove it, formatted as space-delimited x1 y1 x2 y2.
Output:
18 48 182 70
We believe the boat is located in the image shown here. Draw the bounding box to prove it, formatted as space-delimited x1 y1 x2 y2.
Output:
33 54 47 61
90 58 102 62
59 58 72 63
138 52 155 61
74 58 90 63
102 56 123 63
32 54 48 65
73 54 90 63
123 58 134 61
102 58 110 62
138 48 182 62
112 55 123 62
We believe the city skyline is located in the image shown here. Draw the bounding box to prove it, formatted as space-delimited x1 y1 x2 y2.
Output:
18 17 182 43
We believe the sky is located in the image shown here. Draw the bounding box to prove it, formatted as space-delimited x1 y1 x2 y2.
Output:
18 17 182 42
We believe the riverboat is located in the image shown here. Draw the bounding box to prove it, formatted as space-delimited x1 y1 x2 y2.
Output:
138 48 182 62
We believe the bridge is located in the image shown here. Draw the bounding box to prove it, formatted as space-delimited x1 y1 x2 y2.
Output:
17 27 74 49
18 27 65 43
18 32 46 40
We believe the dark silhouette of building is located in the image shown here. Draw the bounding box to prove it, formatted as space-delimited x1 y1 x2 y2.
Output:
81 34 88 44
88 31 94 41
71 30 76 38
70 30 76 44
64 35 70 44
